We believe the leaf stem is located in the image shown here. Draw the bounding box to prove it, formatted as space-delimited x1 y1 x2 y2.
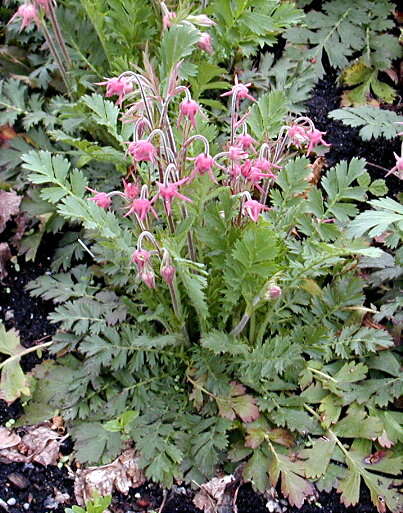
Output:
0 341 53 371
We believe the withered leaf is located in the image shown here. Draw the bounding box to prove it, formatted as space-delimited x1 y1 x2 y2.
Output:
0 191 21 233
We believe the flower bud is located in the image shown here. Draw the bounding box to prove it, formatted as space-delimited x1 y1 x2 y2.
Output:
128 140 157 162
197 33 214 54
140 269 156 289
161 265 176 286
179 99 200 128
266 285 282 300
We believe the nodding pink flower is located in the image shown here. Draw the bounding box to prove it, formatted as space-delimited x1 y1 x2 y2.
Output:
243 199 270 222
221 79 256 106
128 140 157 162
163 10 176 30
131 249 152 271
125 198 158 221
86 187 111 209
140 269 156 289
386 151 403 178
267 285 282 299
9 3 38 31
306 128 331 155
228 146 248 162
179 99 200 128
197 33 214 54
254 158 282 174
236 134 256 151
123 179 139 200
240 162 275 192
96 77 133 105
189 153 217 183
287 125 308 148
161 265 176 286
152 177 191 215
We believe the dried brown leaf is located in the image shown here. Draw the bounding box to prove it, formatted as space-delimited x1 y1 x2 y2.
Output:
193 475 235 513
0 424 64 465
0 427 21 449
74 449 145 506
0 243 12 280
0 191 21 233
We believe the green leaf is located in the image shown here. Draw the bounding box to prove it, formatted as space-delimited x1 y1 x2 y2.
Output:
201 331 249 355
329 107 402 140
160 24 200 79
81 94 121 141
247 90 288 139
301 438 336 479
71 422 122 464
0 323 31 403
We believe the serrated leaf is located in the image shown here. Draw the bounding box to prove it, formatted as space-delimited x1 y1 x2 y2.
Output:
329 107 402 140
71 422 122 464
201 331 248 355
247 90 288 138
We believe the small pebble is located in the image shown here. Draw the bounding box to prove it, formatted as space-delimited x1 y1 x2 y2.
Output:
7 472 30 489
134 492 141 498
23 504 30 510
7 498 16 506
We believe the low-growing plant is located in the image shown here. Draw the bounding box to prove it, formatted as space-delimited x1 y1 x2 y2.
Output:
18 60 402 512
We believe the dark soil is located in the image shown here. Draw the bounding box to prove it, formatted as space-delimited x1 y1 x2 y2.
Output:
0 238 57 424
0 464 380 513
0 462 74 513
306 73 402 197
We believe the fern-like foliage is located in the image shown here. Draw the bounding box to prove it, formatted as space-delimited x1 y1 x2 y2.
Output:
329 106 403 140
286 0 400 102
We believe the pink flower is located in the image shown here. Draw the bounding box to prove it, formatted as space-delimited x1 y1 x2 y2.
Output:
153 177 192 215
221 78 255 106
86 187 111 209
267 285 282 299
96 77 133 105
9 3 38 31
163 10 176 30
287 125 308 148
386 151 403 178
125 198 158 221
161 265 176 286
189 153 217 183
236 134 256 151
228 146 248 162
123 179 139 200
131 249 152 271
254 158 281 174
197 33 213 54
240 162 276 192
179 99 200 128
243 199 270 222
306 129 330 155
140 269 156 289
128 140 157 162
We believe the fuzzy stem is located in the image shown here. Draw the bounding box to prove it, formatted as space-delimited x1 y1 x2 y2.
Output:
48 3 71 66
0 341 53 371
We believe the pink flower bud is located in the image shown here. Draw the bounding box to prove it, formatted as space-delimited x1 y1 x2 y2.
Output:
96 76 133 105
194 153 215 174
128 140 157 162
34 0 54 12
163 10 176 30
236 134 256 151
197 33 213 54
228 146 248 162
123 179 139 200
86 188 111 209
306 128 330 155
140 269 156 289
243 199 269 222
9 3 38 31
131 249 152 271
267 285 282 299
179 99 200 128
161 265 176 286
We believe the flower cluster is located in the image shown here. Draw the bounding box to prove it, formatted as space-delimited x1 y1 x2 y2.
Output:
93 71 330 289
